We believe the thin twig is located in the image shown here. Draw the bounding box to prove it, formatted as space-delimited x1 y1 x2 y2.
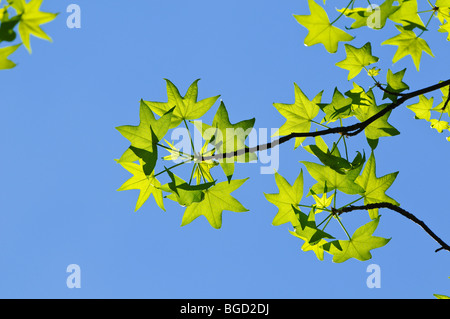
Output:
335 203 450 253
200 78 450 161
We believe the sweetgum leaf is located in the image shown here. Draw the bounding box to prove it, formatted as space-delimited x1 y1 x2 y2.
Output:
117 160 165 212
336 42 379 80
355 152 399 219
273 83 322 149
10 0 58 53
193 101 256 181
323 216 391 263
180 178 249 229
264 171 304 227
144 79 220 128
382 25 434 71
294 0 353 53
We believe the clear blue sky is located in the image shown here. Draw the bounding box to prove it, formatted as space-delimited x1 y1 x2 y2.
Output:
0 0 449 298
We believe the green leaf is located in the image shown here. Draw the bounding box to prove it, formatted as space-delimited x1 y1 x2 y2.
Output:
0 14 20 42
336 42 379 80
337 0 399 30
193 101 256 181
407 95 434 120
301 161 364 196
289 207 334 260
388 0 425 30
161 171 215 207
438 22 450 41
273 83 322 149
294 0 354 53
144 79 220 128
352 88 400 140
321 87 353 123
264 171 304 227
430 119 450 133
0 43 20 69
355 152 399 219
381 25 434 71
304 136 365 175
323 216 391 263
116 101 173 153
10 0 58 53
434 294 450 299
382 68 409 101
117 160 165 212
180 178 249 229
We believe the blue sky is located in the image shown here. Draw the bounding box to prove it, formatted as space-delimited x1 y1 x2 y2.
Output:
0 0 449 298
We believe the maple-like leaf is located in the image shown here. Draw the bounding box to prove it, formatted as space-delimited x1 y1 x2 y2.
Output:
323 216 391 263
430 119 450 133
438 22 450 41
382 25 434 71
180 178 248 229
161 171 215 207
289 207 334 260
320 87 353 123
117 160 165 212
301 161 364 196
351 88 400 141
10 0 58 53
193 101 256 181
355 152 399 219
264 171 304 227
407 95 434 120
388 0 425 30
382 68 410 101
337 0 399 30
273 83 322 149
336 42 379 80
116 101 173 153
294 0 353 53
0 43 21 69
144 79 220 128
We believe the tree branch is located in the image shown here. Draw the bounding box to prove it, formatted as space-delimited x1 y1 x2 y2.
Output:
334 203 450 253
200 78 450 161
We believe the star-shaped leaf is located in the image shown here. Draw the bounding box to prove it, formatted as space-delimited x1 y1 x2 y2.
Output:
10 0 58 53
337 0 399 30
320 87 353 123
0 43 20 69
382 25 434 71
407 95 434 120
322 216 391 263
273 83 322 149
144 79 220 128
117 160 165 212
430 119 450 133
161 171 215 207
193 101 256 181
264 171 304 227
301 161 364 196
355 152 399 219
336 42 379 80
352 88 400 140
382 68 409 101
294 0 354 53
180 178 248 229
388 0 425 30
289 207 334 260
116 100 174 153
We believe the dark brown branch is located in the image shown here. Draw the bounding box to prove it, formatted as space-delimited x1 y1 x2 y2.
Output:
334 203 450 253
200 78 450 161
441 85 450 111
